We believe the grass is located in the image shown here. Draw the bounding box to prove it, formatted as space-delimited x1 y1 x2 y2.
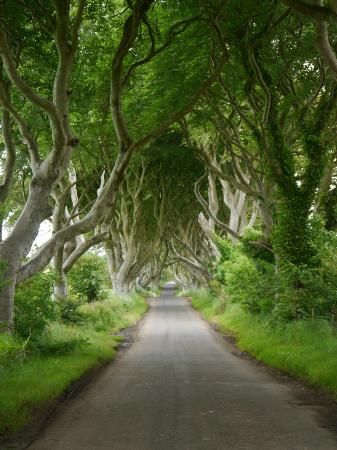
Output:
189 289 337 399
0 291 148 435
79 292 147 332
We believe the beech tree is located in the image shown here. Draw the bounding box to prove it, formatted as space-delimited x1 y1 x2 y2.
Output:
206 1 337 267
0 0 228 330
104 160 165 294
1 0 337 328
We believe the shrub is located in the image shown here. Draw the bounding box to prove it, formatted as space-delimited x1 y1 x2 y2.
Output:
214 221 337 321
272 263 337 321
269 217 337 320
67 254 107 302
213 234 233 264
14 271 57 339
310 219 337 319
222 252 273 313
58 294 86 325
240 228 274 263
215 238 276 315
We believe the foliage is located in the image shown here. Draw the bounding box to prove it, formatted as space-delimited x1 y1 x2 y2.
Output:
213 234 233 264
67 254 107 303
240 228 274 264
14 271 57 339
0 334 27 368
213 218 337 321
58 295 87 325
221 252 272 313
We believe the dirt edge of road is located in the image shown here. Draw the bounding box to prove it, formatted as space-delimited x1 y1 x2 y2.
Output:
185 296 337 439
0 306 149 450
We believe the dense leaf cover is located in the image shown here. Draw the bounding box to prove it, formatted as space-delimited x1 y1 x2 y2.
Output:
0 0 336 328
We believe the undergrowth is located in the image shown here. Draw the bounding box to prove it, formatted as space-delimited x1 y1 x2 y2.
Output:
0 291 147 435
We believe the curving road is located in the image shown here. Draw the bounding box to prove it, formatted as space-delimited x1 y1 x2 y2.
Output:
29 285 337 450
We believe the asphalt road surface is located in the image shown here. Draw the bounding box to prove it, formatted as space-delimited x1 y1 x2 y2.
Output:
29 285 337 450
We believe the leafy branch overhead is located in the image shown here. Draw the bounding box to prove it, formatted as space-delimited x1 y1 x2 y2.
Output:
0 0 336 331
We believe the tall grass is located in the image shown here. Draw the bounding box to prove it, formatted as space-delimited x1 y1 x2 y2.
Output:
0 332 119 434
80 292 147 332
190 290 337 398
0 291 148 435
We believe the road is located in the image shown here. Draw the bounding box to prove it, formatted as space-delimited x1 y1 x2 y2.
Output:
29 285 337 450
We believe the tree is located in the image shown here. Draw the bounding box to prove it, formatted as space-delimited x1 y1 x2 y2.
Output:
0 0 228 330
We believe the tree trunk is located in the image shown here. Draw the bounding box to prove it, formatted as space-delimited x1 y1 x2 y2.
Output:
0 261 16 332
113 260 134 295
229 210 240 243
54 272 68 300
113 278 132 295
275 194 314 266
105 243 116 288
0 180 51 331
53 243 67 301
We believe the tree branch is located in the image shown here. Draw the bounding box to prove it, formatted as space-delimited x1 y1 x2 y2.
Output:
194 173 240 239
0 108 15 204
110 0 154 151
315 18 337 78
0 29 63 142
280 0 337 22
63 231 109 274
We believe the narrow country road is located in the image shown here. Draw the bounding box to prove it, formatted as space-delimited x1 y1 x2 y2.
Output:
29 286 337 450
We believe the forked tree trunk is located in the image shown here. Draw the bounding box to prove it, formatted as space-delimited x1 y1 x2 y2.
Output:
112 256 134 295
105 242 134 295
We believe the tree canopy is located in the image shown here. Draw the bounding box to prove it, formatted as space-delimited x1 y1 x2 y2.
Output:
0 0 337 330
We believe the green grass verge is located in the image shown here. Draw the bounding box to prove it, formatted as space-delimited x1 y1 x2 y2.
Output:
0 292 148 435
189 289 337 399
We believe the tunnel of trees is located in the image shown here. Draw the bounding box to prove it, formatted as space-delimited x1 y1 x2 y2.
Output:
0 0 336 335
2 0 337 435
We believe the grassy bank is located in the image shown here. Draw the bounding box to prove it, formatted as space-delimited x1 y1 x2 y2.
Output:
0 292 148 435
189 290 337 399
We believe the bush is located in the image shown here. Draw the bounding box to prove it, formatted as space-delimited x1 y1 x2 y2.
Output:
67 254 107 302
215 234 276 315
213 234 233 264
222 251 276 314
240 228 274 264
14 271 57 339
58 295 86 325
214 222 337 321
271 262 337 321
270 217 337 320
